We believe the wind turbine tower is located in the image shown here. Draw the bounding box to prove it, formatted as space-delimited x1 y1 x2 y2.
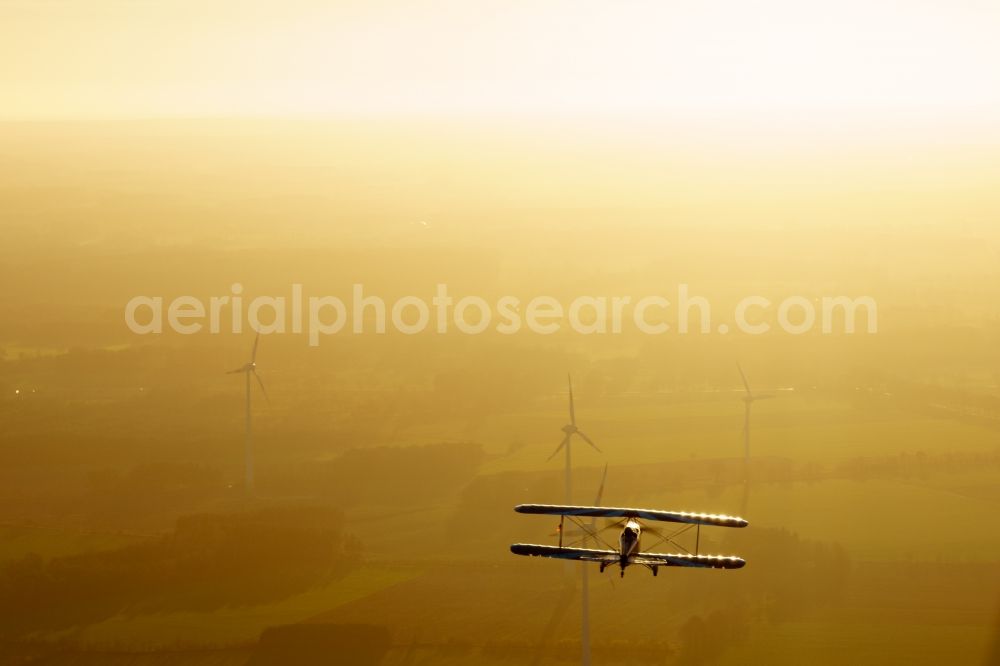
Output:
737 363 773 463
581 464 607 666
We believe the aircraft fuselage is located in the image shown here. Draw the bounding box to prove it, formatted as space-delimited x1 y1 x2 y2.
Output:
611 519 642 575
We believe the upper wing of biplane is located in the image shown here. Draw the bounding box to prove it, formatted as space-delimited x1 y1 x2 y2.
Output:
631 552 746 569
514 504 748 528
510 543 618 562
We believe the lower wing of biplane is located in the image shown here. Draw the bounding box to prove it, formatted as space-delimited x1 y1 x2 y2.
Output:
509 543 745 569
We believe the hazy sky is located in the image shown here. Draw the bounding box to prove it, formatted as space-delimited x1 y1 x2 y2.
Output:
4 0 1000 124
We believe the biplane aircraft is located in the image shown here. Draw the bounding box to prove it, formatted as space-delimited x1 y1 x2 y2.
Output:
510 504 748 577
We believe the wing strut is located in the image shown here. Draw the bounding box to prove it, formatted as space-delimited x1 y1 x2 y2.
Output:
696 524 700 555
559 515 564 548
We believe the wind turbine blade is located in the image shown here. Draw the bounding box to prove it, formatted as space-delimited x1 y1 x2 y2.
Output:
737 362 752 396
252 370 270 405
547 435 570 462
588 463 608 543
568 374 576 427
226 367 245 374
593 464 608 506
251 332 260 363
576 431 601 453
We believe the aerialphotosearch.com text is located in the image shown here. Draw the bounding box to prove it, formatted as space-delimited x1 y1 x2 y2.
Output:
125 283 877 346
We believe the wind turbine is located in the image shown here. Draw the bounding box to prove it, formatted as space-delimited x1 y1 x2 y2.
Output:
737 363 773 464
737 363 773 514
547 375 601 504
228 332 269 494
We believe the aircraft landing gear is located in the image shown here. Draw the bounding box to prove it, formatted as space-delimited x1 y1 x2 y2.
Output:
652 566 658 577
620 569 625 578
600 562 608 573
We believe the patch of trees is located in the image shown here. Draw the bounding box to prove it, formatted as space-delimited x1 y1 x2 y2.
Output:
665 528 849 663
718 527 851 622
989 594 1000 666
0 506 354 637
